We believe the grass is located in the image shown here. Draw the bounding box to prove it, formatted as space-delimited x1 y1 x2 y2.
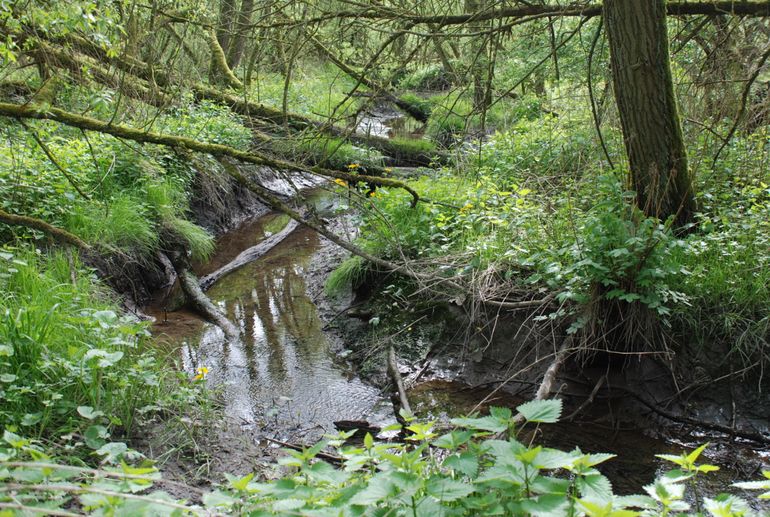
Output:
325 255 367 295
0 247 174 445
65 193 159 256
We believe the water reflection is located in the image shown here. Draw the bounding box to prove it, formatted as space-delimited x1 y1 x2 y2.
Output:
155 216 387 441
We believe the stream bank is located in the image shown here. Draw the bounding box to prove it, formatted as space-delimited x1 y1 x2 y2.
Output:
142 183 769 506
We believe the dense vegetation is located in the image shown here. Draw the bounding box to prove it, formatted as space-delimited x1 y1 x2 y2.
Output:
0 0 769 514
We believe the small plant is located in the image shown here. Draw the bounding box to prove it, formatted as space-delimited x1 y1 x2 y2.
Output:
3 400 767 515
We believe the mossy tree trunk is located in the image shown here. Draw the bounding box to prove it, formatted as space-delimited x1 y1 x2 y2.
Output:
603 0 696 228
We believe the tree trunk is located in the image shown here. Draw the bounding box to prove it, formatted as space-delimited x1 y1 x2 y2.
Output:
603 0 696 228
226 0 255 70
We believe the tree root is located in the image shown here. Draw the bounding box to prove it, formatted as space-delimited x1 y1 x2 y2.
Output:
387 346 413 425
176 266 240 340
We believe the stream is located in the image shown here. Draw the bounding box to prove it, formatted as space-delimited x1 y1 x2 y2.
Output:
147 109 769 505
148 198 769 503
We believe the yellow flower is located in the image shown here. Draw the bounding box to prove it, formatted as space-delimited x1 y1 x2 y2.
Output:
334 178 348 187
193 366 209 381
383 167 393 174
366 190 378 198
347 163 360 170
459 203 473 213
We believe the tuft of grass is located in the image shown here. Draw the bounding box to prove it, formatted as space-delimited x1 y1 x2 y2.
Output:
65 194 158 256
0 247 173 445
397 93 433 120
325 255 367 295
164 216 215 262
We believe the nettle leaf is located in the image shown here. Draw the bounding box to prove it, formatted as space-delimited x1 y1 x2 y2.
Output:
272 499 306 512
425 476 475 501
519 494 570 516
432 430 475 449
443 452 479 478
450 415 507 433
579 474 613 503
489 406 512 421
516 399 562 423
349 473 397 505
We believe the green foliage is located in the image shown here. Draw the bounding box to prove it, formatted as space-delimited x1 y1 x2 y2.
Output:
276 135 385 170
325 255 367 295
154 100 252 149
65 193 159 255
2 400 767 516
397 63 451 91
0 247 169 445
398 93 433 120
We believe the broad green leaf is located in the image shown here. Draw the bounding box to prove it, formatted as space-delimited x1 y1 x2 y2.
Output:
443 452 479 478
450 415 507 433
77 406 105 420
516 399 562 423
425 476 475 501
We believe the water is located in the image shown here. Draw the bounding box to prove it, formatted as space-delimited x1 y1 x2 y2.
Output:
150 205 391 442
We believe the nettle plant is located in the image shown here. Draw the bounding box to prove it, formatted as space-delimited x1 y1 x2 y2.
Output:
526 176 690 326
3 399 769 516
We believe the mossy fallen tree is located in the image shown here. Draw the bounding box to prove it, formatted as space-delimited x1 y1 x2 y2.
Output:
177 266 240 339
0 208 92 251
199 219 299 290
0 102 420 206
25 34 448 167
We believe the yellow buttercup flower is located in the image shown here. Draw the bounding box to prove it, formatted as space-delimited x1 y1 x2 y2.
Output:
334 178 348 187
193 366 209 381
347 163 360 170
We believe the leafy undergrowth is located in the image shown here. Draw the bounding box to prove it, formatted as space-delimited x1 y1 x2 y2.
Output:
2 400 768 515
337 114 770 369
0 247 201 465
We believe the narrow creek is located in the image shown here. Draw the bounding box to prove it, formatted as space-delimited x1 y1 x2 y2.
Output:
149 195 393 442
148 197 768 504
146 108 768 505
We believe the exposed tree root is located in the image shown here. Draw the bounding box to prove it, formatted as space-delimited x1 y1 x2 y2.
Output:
387 346 413 423
619 386 770 445
176 266 240 340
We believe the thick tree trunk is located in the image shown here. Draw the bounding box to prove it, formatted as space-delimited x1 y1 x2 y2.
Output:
603 0 696 228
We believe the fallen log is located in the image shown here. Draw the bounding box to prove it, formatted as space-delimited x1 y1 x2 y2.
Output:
199 219 299 290
176 266 240 340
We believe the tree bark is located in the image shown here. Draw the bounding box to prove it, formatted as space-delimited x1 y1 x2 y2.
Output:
604 0 696 227
226 0 255 70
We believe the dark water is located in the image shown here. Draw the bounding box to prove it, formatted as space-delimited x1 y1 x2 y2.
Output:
410 380 770 505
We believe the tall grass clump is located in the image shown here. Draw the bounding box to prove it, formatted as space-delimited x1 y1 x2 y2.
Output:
65 194 158 256
325 255 367 295
0 246 171 446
